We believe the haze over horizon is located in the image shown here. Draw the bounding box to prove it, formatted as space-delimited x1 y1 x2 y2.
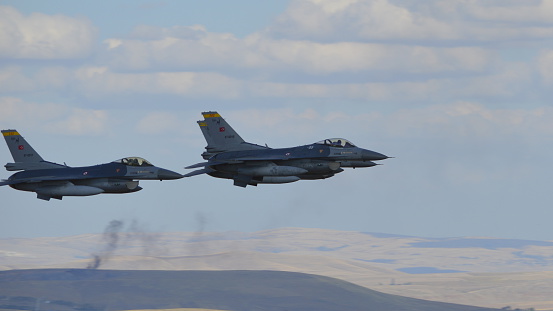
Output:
1 0 553 241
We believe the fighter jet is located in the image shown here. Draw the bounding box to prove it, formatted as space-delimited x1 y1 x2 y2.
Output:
0 129 183 200
185 111 389 187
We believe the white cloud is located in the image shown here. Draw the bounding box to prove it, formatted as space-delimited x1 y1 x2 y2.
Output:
0 6 97 59
45 108 108 136
0 97 109 135
136 111 182 134
0 65 83 95
0 97 65 124
0 59 528 105
248 37 494 75
269 0 455 42
0 2 545 108
466 0 553 24
383 102 553 140
226 102 553 145
0 66 35 92
267 0 553 43
33 66 74 90
100 31 495 77
538 49 553 85
73 67 243 99
101 25 244 71
128 24 209 41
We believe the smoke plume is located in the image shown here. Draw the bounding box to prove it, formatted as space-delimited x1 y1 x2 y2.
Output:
186 211 211 256
86 219 164 269
87 220 124 269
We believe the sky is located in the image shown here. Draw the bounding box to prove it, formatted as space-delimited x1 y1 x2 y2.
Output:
1 0 553 241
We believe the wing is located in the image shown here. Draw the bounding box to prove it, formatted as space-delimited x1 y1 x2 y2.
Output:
0 177 60 185
228 155 292 161
0 173 103 185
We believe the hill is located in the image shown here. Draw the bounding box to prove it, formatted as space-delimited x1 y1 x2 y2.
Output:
2 227 552 309
0 269 500 311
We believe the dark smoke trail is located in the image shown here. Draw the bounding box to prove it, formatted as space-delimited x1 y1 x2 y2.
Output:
195 212 207 236
86 255 101 269
126 219 165 256
87 220 124 269
186 212 210 256
103 220 124 251
87 219 167 269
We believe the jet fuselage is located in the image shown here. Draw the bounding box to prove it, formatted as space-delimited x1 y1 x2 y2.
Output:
210 142 385 176
1 128 184 200
6 160 183 199
186 112 390 187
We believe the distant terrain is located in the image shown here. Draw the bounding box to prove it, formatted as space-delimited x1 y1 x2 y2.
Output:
0 269 501 311
1 227 552 310
125 310 225 311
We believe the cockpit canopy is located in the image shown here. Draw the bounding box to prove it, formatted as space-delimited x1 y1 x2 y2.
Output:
315 138 356 148
113 157 154 167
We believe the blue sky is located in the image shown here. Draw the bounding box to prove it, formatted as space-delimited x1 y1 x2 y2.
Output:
1 0 553 240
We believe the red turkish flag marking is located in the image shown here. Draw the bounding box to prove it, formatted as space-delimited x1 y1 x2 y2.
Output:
219 127 226 132
18 145 24 150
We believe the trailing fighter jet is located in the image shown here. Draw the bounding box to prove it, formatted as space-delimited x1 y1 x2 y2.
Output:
185 111 389 187
0 129 183 200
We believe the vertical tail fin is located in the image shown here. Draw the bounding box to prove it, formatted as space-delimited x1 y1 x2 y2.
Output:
2 129 64 171
2 129 44 162
198 111 268 158
200 111 246 151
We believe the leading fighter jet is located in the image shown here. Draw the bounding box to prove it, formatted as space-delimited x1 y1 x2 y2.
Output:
185 111 389 187
0 129 183 200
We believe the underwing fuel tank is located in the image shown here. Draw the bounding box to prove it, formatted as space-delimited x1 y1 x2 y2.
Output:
258 176 301 184
285 160 341 173
36 184 105 197
237 166 308 176
338 161 378 168
80 179 142 193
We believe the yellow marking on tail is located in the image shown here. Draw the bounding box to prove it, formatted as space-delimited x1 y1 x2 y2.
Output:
198 122 207 126
202 113 221 118
2 131 20 136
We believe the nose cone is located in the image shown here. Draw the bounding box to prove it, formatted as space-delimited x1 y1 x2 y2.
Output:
361 149 388 161
157 168 184 180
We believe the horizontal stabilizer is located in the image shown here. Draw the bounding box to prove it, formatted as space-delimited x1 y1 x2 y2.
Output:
0 179 20 186
185 160 242 169
185 162 211 169
5 161 67 171
183 168 214 177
